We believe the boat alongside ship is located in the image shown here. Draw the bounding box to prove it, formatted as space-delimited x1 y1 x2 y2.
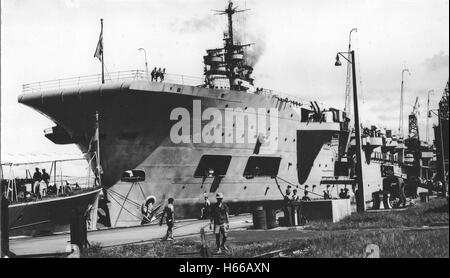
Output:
1 160 101 236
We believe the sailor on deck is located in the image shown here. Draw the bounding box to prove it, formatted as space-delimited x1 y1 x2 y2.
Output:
33 168 42 197
150 67 157 82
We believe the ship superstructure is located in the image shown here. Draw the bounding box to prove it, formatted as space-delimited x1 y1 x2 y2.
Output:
203 1 254 92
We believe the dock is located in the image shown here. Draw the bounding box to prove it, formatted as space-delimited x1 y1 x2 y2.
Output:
9 214 253 257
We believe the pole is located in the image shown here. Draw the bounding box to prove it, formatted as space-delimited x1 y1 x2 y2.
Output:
95 111 102 187
139 48 149 80
0 5 5 257
399 75 404 137
351 50 366 212
101 19 105 84
438 111 446 197
0 6 3 255
144 51 149 81
345 28 357 117
0 194 8 257
426 90 434 144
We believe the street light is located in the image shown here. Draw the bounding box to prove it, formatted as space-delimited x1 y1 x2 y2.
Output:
335 50 366 213
426 89 434 144
138 48 149 80
399 68 411 139
344 28 357 115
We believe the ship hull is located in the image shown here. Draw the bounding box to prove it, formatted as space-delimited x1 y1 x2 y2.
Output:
8 188 101 236
18 81 383 227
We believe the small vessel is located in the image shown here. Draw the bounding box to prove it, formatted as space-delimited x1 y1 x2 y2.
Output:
1 159 101 236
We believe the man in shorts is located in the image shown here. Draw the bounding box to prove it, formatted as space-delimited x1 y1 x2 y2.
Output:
210 192 229 253
159 197 175 241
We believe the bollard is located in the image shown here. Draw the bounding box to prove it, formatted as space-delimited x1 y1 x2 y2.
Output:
265 207 278 229
419 192 429 203
70 208 89 252
372 192 381 210
252 206 267 229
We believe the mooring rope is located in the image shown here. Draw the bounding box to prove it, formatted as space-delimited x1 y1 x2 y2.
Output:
276 176 325 198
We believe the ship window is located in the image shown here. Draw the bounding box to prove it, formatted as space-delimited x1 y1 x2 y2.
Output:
194 155 232 178
177 88 181 92
121 170 145 182
243 156 281 179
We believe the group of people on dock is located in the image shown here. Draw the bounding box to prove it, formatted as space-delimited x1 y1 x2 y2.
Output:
284 185 311 202
150 67 166 82
283 184 351 202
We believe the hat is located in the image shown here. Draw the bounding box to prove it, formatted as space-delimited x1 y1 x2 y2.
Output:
216 192 224 199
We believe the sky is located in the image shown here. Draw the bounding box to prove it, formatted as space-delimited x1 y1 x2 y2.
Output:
1 0 449 164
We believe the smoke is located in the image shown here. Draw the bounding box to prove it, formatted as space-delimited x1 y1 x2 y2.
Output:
235 31 266 67
423 51 449 72
246 34 266 67
173 15 219 33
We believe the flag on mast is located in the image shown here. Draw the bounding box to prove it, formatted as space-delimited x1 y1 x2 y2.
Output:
94 25 103 62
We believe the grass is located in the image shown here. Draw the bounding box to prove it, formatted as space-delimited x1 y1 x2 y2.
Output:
82 239 200 258
228 229 449 258
306 198 449 231
81 197 449 258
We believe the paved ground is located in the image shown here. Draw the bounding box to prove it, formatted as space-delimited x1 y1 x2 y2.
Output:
9 214 253 256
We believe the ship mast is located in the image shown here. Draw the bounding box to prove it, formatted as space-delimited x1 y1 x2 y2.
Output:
208 1 252 91
225 1 235 47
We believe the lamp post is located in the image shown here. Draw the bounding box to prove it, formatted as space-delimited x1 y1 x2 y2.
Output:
399 69 411 138
344 28 357 117
138 48 149 80
335 50 366 212
426 89 434 144
398 69 411 164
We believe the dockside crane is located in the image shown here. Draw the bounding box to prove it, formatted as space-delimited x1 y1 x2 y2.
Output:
408 97 420 141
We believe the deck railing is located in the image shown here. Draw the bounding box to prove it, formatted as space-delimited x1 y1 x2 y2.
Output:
21 69 324 108
22 70 205 94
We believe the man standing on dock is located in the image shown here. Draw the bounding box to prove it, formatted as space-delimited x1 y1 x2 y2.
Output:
210 192 229 254
159 198 175 241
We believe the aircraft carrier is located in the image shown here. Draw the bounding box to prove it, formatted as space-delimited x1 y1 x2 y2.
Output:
16 1 422 228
